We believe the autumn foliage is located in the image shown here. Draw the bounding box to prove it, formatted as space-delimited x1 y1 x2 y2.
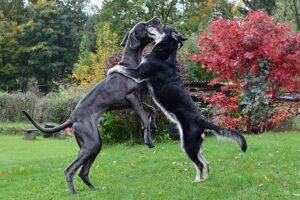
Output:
190 11 300 132
72 24 118 89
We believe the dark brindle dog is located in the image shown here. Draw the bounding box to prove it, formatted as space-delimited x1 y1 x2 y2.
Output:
108 26 247 182
23 17 161 194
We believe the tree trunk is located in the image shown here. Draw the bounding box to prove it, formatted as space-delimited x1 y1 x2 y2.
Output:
292 0 300 30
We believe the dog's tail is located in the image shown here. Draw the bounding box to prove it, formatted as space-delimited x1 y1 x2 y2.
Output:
197 117 247 152
22 111 72 134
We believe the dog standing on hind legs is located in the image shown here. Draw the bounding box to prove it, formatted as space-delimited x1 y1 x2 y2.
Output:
23 17 161 194
108 26 247 182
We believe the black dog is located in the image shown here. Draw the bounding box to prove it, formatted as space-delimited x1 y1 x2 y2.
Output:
108 26 247 182
23 18 161 194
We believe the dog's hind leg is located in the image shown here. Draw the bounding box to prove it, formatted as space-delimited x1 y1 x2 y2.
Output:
65 121 101 194
198 148 209 180
78 154 98 189
126 93 154 148
184 139 205 182
142 103 157 132
79 130 102 189
65 150 91 194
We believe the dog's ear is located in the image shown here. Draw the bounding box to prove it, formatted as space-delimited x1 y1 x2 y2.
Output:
128 31 141 50
172 32 187 48
172 32 188 42
121 32 129 47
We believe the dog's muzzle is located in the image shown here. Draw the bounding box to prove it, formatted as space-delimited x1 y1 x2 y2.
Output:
147 27 165 44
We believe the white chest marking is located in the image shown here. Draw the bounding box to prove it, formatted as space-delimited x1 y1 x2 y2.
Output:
147 83 184 150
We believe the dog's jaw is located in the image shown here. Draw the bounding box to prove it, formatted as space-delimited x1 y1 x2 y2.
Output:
147 27 165 44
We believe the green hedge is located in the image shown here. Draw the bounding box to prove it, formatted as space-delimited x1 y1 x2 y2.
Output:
0 92 38 122
0 90 171 144
0 88 82 123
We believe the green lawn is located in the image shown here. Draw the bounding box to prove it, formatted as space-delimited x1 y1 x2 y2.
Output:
0 133 299 200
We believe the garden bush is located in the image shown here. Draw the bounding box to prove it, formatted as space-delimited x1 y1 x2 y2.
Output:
0 87 83 123
0 88 171 144
100 96 171 145
37 87 83 123
190 11 300 133
0 91 38 122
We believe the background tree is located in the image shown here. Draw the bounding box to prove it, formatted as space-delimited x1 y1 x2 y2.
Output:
190 11 300 132
276 0 300 30
181 0 236 81
0 11 21 90
0 0 25 91
242 0 277 15
72 23 118 89
98 0 198 42
0 0 25 23
1 0 299 93
14 0 89 92
18 0 70 92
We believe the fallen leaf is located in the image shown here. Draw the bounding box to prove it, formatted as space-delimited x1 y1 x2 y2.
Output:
248 166 255 171
282 181 288 187
107 175 113 180
256 178 262 183
0 171 4 176
267 173 273 179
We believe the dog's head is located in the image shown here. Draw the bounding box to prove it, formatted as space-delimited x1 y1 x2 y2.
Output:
147 26 187 59
121 17 161 50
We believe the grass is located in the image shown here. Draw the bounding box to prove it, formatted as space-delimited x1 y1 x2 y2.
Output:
0 133 299 200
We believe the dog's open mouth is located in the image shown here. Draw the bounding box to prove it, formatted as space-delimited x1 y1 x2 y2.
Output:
147 32 156 37
147 27 165 44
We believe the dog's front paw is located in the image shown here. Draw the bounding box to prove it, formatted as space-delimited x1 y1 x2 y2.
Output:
146 142 155 148
193 179 201 183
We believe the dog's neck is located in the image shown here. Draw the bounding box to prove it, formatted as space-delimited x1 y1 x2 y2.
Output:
167 49 178 65
152 46 178 66
118 46 144 69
